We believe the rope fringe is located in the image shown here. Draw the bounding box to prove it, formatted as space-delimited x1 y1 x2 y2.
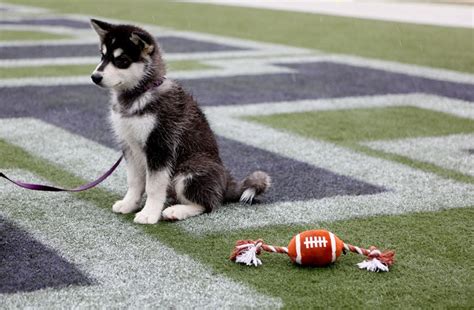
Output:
344 244 395 272
230 239 288 266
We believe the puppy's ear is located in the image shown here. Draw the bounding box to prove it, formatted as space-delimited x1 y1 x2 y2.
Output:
130 32 154 55
90 19 113 41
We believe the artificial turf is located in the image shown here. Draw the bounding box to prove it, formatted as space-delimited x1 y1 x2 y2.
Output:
1 137 473 308
0 60 214 79
0 30 72 41
245 106 474 142
5 0 474 73
1 1 473 307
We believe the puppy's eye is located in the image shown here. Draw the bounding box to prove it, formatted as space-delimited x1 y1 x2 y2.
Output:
114 56 131 69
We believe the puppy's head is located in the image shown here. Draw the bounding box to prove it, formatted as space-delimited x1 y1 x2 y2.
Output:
90 19 164 90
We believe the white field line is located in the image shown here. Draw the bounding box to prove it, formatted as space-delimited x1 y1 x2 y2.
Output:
1 54 473 88
0 3 50 14
364 133 474 177
1 95 473 235
204 93 474 120
0 50 308 67
0 51 304 68
0 62 295 87
0 50 309 67
0 36 99 47
182 0 474 29
0 24 90 36
0 170 282 308
0 29 308 57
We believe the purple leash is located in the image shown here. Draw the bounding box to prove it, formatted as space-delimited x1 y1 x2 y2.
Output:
0 78 166 192
0 155 123 192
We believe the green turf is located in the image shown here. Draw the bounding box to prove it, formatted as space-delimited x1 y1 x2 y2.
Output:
0 30 72 41
152 208 474 309
167 60 215 72
0 64 96 79
1 138 473 308
245 106 474 184
0 60 213 79
246 106 474 142
5 0 474 73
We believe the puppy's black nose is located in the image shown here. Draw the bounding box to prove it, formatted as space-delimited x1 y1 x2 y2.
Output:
91 73 103 84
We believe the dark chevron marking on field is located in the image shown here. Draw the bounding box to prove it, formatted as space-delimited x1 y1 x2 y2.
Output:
219 136 385 202
182 62 474 104
0 37 248 59
0 216 93 294
0 18 91 29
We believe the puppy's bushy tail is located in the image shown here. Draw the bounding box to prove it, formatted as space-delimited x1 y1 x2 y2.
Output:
224 171 271 204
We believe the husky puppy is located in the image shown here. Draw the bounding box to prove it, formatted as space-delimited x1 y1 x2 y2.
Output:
90 19 270 224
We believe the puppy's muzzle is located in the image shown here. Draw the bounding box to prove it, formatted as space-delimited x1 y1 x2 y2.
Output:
91 73 103 85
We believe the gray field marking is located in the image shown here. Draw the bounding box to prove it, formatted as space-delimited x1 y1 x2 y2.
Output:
0 24 89 37
2 55 473 88
0 215 93 294
175 62 474 105
364 133 474 177
0 61 295 86
218 136 386 202
2 62 473 110
1 61 473 107
0 18 92 29
0 170 282 308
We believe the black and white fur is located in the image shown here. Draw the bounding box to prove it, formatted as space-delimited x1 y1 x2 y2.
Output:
90 19 271 224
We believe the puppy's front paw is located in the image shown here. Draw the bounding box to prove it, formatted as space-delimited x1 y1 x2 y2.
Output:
112 200 139 214
134 208 160 224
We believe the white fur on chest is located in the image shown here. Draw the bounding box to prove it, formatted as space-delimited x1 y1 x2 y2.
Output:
110 110 156 150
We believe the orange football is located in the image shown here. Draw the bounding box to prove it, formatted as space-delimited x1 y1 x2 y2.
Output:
287 230 344 266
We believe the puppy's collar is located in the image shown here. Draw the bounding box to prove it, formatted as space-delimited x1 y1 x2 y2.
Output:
149 76 166 91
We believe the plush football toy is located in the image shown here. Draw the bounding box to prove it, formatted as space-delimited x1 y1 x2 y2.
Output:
230 229 395 272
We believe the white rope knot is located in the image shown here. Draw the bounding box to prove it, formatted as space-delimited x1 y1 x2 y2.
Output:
235 242 263 266
368 248 382 258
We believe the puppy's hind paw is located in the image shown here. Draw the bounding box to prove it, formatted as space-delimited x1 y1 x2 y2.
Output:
162 206 180 221
162 204 205 221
